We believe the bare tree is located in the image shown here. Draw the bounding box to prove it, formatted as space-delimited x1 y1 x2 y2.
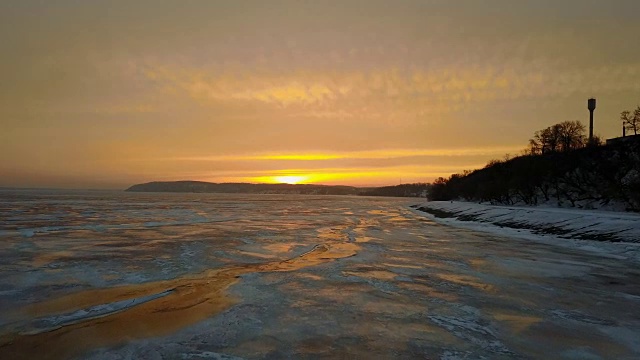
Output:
484 159 503 168
528 137 542 155
529 126 559 154
621 107 640 135
528 121 586 154
558 121 586 151
545 125 562 153
590 134 604 146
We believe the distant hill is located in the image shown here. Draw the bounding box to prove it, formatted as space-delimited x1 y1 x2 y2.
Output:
126 181 363 195
126 181 430 198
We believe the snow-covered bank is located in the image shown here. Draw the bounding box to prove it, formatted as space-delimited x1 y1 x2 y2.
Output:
412 201 640 262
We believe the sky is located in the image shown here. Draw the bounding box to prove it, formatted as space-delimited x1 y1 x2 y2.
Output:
1 0 640 189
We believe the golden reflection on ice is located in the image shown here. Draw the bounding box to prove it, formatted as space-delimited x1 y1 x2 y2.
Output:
0 242 359 360
382 262 424 269
355 236 377 243
343 269 398 281
469 258 488 268
238 250 276 259
436 273 496 292
397 282 458 302
262 242 304 254
294 272 324 281
491 312 542 333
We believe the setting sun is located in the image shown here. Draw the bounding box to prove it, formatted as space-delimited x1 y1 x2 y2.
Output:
272 175 308 184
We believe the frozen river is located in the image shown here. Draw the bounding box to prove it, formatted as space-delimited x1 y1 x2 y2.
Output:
0 190 639 359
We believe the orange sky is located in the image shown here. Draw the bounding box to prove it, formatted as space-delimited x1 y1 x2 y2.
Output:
1 1 640 188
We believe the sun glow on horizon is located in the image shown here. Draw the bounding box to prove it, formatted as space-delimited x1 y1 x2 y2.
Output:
271 175 309 184
246 167 456 186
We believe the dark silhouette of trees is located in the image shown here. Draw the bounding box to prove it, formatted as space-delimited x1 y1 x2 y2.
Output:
591 134 605 146
528 121 587 155
429 118 640 211
429 177 453 201
559 121 587 151
621 107 640 135
360 183 430 197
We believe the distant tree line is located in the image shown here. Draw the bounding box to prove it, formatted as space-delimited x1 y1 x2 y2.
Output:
126 181 431 198
360 183 430 197
127 181 362 195
429 121 640 211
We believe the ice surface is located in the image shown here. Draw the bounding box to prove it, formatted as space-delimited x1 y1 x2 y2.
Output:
23 289 174 335
1 191 639 359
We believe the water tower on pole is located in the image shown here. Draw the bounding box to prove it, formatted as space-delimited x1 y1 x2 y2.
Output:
588 98 596 145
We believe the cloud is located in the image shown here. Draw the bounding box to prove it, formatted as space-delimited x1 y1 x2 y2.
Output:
143 66 338 106
3 1 640 189
156 146 524 162
141 61 640 115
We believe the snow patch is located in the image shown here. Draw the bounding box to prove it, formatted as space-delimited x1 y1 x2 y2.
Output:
412 201 640 262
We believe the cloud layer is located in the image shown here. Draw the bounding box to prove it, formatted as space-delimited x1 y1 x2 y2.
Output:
1 1 640 188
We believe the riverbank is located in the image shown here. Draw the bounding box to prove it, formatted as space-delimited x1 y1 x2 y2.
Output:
411 201 640 262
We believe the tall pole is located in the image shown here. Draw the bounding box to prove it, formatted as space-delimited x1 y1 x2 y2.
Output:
589 110 593 141
587 98 596 145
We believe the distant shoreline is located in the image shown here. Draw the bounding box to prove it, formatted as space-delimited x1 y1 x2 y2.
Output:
125 180 429 198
